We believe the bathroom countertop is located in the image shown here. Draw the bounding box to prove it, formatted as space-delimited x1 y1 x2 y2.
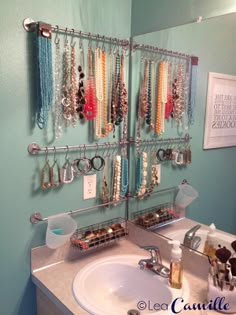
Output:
32 236 235 315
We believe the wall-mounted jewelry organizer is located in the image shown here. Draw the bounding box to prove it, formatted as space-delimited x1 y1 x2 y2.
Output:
24 17 197 248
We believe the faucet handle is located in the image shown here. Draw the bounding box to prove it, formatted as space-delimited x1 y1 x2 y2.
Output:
140 245 159 251
140 245 161 264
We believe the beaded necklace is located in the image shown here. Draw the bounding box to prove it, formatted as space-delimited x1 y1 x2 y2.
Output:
146 60 152 126
95 47 103 138
165 61 174 119
155 61 163 135
101 50 108 137
107 47 114 133
83 47 97 120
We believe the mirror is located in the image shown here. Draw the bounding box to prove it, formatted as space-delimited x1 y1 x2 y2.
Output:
129 12 236 255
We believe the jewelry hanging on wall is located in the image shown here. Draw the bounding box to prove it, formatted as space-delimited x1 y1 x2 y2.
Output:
94 42 103 138
165 60 174 120
70 31 78 127
54 27 63 139
83 41 97 120
101 45 108 137
112 154 121 203
107 45 114 133
61 147 74 184
76 35 86 121
156 61 164 135
41 148 51 189
36 23 54 129
61 31 71 122
50 147 61 187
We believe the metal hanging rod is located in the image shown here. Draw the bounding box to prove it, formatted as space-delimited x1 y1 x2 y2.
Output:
129 179 188 200
23 18 130 48
30 197 127 224
28 140 129 155
130 133 191 145
132 42 198 61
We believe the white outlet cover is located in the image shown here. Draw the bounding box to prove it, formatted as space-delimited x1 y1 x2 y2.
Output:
83 174 97 200
152 164 161 184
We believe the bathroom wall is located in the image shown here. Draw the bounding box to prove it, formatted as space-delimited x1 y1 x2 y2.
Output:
131 0 236 35
0 0 131 314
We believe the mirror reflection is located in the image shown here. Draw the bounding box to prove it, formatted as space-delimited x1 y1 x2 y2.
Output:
129 12 236 255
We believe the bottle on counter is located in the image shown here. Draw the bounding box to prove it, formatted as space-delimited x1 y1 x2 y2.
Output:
203 223 217 258
168 240 183 289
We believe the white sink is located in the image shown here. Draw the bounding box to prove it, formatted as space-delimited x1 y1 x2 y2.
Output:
73 254 189 315
165 228 234 252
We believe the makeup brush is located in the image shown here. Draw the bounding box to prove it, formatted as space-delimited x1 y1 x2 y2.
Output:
231 240 236 253
229 258 236 291
215 247 232 290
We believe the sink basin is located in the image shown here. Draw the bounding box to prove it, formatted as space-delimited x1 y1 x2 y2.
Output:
73 254 189 315
165 228 234 252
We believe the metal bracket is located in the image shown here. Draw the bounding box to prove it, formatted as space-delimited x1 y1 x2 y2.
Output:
23 18 36 32
28 143 41 155
30 212 43 224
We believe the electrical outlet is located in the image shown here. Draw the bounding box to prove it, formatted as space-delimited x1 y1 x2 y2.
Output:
83 174 96 200
152 164 161 184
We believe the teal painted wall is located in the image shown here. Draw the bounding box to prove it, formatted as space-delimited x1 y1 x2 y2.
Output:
131 0 236 35
0 0 131 314
131 13 236 235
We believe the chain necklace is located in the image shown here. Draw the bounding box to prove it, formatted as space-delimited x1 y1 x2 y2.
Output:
54 38 63 139
61 39 71 122
70 44 77 127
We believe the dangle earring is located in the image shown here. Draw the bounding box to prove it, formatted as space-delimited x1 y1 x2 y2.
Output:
61 146 74 184
41 148 51 189
50 147 61 187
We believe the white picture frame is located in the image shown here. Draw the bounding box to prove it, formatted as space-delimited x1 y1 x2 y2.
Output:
203 72 236 149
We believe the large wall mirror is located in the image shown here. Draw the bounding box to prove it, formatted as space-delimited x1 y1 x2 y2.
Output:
129 12 236 256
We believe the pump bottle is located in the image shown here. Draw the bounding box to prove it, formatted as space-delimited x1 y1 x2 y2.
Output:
168 240 183 289
203 223 217 258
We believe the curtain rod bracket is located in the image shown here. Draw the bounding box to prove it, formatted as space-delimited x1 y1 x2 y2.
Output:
28 143 41 155
30 212 43 224
23 18 36 32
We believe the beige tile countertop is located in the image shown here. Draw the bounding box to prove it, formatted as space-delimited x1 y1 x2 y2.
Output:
32 222 236 315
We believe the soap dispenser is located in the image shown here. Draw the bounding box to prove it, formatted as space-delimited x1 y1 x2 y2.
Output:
203 223 217 258
168 240 183 289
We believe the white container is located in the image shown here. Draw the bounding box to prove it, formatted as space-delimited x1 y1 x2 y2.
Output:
175 184 199 208
208 276 236 313
46 214 77 249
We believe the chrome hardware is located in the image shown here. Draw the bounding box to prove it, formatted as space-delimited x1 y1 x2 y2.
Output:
183 224 201 250
138 245 170 278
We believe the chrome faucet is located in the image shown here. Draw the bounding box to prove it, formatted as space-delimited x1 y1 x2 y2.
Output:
138 245 170 278
183 224 201 250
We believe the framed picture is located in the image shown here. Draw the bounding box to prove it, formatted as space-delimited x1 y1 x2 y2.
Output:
203 72 236 149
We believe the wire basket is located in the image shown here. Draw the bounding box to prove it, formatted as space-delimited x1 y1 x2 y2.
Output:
132 203 179 230
70 217 128 251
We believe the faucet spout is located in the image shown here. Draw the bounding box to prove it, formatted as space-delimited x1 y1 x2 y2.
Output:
184 224 201 250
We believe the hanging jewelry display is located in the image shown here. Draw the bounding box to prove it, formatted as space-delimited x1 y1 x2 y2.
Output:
112 155 121 202
41 148 51 189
